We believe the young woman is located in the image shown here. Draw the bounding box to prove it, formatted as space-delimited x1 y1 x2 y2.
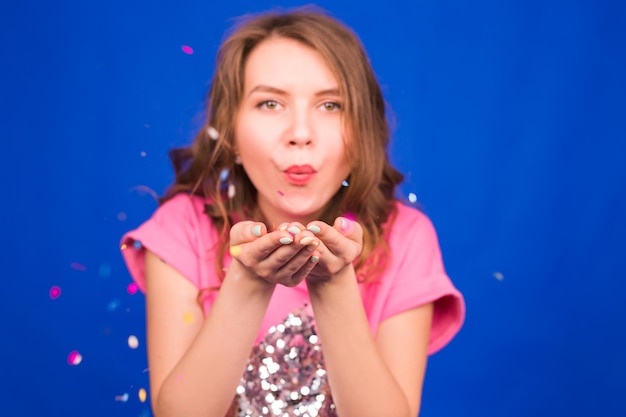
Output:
121 7 465 417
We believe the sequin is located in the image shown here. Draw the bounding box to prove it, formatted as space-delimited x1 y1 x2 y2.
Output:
227 305 337 416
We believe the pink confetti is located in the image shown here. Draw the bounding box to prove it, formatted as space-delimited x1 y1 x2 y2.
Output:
70 262 87 272
181 45 194 54
277 190 284 196
49 286 61 299
67 350 83 366
343 212 357 221
127 282 139 295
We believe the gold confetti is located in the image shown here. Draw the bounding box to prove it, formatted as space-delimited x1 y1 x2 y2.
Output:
229 245 242 257
138 388 147 403
183 312 194 324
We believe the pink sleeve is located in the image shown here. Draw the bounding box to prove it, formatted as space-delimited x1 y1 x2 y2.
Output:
119 194 213 292
372 206 465 354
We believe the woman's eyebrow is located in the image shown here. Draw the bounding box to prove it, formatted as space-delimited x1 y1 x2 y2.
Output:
247 85 341 98
314 88 341 97
247 85 287 97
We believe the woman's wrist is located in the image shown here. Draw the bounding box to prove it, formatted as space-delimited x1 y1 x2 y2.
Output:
306 264 357 296
225 259 276 296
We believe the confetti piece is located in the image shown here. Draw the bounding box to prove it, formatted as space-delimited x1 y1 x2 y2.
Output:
493 272 504 281
144 123 150 128
67 351 83 366
228 183 236 198
408 193 417 203
343 212 357 221
277 190 284 196
49 286 61 299
219 168 229 181
120 243 128 250
176 374 184 382
183 312 194 324
70 262 87 272
341 180 349 187
117 212 127 221
132 240 142 249
129 185 159 202
98 263 111 278
138 388 147 403
115 393 129 402
107 298 121 312
128 335 139 349
127 283 139 295
181 45 194 54
140 151 147 157
207 126 219 140
229 245 242 257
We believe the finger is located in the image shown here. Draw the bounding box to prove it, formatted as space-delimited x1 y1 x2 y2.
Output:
287 249 321 285
237 229 298 266
333 217 363 243
307 218 363 251
275 244 321 286
251 238 319 284
229 221 267 246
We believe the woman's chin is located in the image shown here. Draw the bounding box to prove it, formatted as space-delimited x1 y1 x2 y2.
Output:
277 197 325 222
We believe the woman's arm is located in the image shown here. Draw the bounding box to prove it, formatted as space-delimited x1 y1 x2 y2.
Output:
144 250 275 417
302 217 433 417
144 220 322 417
307 268 433 417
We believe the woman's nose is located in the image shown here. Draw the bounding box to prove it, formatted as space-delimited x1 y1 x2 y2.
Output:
287 109 313 147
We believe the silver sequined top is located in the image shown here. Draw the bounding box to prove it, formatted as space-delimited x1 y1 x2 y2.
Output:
227 305 337 417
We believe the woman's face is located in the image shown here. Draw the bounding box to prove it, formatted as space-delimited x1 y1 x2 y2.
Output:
235 36 350 227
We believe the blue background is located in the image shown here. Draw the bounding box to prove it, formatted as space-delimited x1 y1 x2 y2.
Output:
2 1 625 416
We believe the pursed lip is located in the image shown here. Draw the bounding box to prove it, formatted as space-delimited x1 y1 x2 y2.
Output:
284 164 316 174
283 164 317 185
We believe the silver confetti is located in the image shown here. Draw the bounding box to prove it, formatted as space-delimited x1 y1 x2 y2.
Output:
207 126 220 140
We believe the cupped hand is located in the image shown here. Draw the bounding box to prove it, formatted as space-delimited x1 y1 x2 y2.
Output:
302 217 363 283
229 221 321 287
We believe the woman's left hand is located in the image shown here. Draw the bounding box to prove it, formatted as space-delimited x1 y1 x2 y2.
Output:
303 217 363 283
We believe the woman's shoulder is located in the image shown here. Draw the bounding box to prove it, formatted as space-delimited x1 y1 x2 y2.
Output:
153 193 212 226
389 201 437 233
159 192 209 211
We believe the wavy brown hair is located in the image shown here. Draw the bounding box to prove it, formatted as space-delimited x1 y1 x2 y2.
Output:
161 6 404 283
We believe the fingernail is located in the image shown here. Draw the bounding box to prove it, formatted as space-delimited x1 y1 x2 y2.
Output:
307 224 321 234
300 236 317 246
310 255 319 263
279 237 293 245
340 218 350 231
278 223 288 231
252 225 262 237
287 226 301 235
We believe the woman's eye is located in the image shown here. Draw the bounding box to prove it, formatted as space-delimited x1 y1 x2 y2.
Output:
321 102 341 111
257 100 281 110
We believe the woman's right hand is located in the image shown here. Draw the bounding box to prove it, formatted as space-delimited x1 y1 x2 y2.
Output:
229 221 321 287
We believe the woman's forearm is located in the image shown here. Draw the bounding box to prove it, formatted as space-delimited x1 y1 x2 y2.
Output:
154 264 275 417
307 269 412 417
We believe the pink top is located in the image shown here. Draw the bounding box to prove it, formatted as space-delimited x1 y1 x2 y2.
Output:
121 193 465 354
